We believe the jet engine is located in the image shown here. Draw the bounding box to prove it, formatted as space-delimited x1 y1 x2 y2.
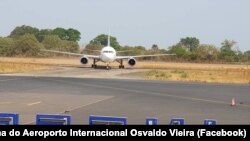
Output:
80 57 88 64
128 58 136 66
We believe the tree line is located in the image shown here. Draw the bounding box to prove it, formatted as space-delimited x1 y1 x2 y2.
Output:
0 25 80 57
0 25 249 62
167 37 250 62
84 34 250 62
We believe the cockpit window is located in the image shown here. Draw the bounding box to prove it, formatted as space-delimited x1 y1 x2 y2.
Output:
103 51 113 53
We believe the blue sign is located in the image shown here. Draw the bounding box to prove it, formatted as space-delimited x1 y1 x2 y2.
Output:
204 119 217 125
146 117 158 125
170 118 185 125
0 113 19 125
89 115 127 125
36 114 71 125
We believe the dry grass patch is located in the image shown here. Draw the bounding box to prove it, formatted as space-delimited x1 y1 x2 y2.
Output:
0 57 81 73
137 61 250 71
0 62 49 73
145 69 250 84
140 61 250 84
0 57 79 66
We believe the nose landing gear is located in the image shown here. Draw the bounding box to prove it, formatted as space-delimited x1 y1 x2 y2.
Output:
106 63 111 70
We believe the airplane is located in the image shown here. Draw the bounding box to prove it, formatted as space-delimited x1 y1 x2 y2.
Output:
41 35 176 69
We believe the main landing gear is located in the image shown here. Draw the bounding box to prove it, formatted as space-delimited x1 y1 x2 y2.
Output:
91 59 98 68
117 59 125 69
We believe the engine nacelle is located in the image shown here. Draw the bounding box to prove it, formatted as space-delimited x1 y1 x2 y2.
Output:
80 57 89 64
128 58 136 66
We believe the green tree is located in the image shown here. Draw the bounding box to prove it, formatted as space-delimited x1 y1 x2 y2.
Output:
180 37 200 52
244 51 250 61
37 29 53 42
42 35 61 50
53 28 81 42
66 28 81 42
235 51 250 62
168 43 187 58
151 44 159 50
235 51 244 62
196 44 219 61
118 45 146 56
132 46 146 56
9 25 39 39
82 44 103 55
0 37 14 56
42 35 79 53
60 40 79 53
146 46 167 61
89 34 121 50
219 39 237 62
11 34 44 57
221 39 237 52
53 28 68 40
119 46 135 56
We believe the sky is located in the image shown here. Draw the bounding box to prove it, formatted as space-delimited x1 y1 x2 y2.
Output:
1 0 250 51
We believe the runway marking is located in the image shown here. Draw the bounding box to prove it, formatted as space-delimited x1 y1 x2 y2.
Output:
24 96 113 124
59 96 114 114
46 78 250 108
27 101 42 106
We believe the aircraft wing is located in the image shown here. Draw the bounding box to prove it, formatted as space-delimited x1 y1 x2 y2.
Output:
82 49 101 52
41 49 100 59
116 53 176 59
116 50 133 53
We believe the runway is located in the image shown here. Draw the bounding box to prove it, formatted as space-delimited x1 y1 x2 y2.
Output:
0 75 250 124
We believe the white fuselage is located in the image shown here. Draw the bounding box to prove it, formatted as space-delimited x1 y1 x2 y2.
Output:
100 46 117 63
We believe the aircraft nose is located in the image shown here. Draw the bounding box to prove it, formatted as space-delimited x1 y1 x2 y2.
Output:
103 53 115 62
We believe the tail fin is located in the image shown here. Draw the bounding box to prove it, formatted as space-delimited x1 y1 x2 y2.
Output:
108 32 110 46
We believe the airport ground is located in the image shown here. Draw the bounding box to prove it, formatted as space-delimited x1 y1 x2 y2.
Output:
0 60 250 124
1 57 250 84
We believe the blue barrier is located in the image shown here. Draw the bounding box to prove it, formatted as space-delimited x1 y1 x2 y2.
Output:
36 114 71 125
170 118 185 125
0 112 219 125
204 119 217 125
146 117 158 125
89 115 127 125
0 113 19 125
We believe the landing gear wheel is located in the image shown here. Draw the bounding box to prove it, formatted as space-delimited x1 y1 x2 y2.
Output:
119 65 125 69
92 64 97 68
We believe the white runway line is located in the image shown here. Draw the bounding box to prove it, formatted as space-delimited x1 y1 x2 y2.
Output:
26 101 42 106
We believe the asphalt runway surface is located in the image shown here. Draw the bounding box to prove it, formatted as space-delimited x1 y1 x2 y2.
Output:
0 68 250 124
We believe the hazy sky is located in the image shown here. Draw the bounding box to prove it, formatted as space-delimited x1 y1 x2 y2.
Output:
1 0 250 51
